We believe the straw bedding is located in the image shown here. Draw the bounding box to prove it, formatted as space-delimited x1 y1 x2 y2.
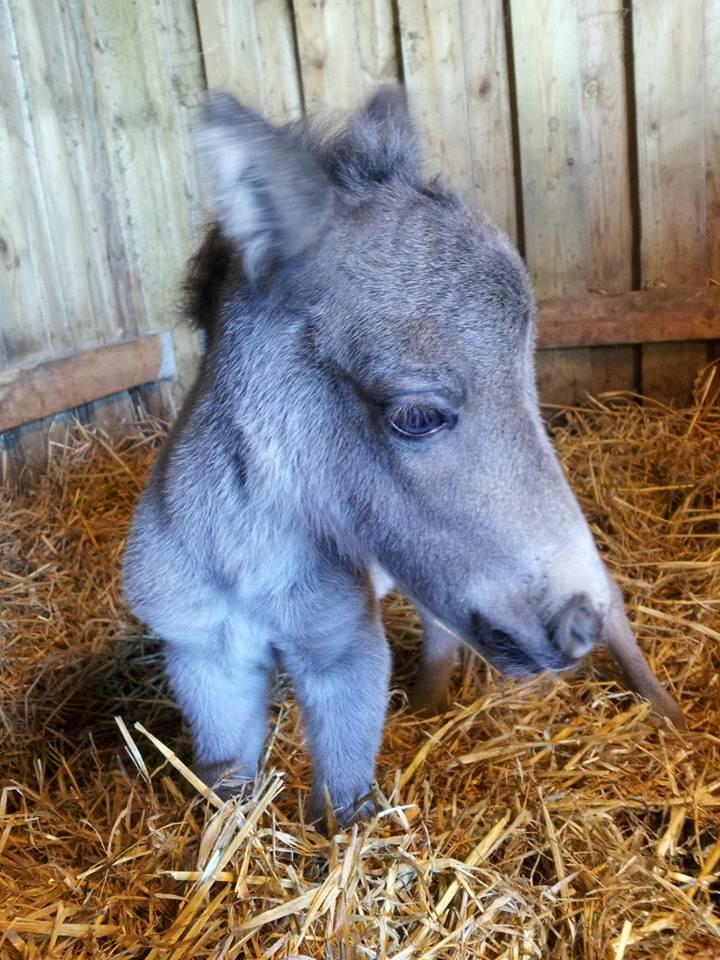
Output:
1 371 719 959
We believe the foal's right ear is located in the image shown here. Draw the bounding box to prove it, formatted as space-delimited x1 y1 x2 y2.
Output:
195 91 332 278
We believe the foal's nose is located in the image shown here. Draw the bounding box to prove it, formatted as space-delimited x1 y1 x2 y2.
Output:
551 594 602 660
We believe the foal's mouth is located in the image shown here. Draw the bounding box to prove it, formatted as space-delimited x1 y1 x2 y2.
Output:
478 630 581 676
423 610 580 676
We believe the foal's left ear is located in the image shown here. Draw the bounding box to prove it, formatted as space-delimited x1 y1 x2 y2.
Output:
364 85 413 129
195 90 332 278
333 84 420 187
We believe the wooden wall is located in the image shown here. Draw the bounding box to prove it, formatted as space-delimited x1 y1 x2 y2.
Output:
1 0 204 476
2 0 719 477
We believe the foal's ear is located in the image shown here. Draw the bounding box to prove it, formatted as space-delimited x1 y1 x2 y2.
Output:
364 85 413 132
195 91 332 277
331 84 420 188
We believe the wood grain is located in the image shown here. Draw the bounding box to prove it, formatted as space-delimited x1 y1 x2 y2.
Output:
0 334 176 433
576 0 635 395
511 0 634 403
3 0 720 457
2 0 130 467
83 0 204 399
398 0 516 240
511 0 591 404
634 1 709 403
1 0 205 477
1 0 92 366
706 1 720 283
195 0 302 122
293 0 397 113
537 288 720 349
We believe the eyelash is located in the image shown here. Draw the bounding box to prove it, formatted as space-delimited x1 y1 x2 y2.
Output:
386 404 456 440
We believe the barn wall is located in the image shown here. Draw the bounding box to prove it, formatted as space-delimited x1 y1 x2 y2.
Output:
1 0 719 479
0 0 205 477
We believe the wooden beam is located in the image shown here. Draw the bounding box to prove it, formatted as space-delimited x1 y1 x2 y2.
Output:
0 332 175 432
1 290 716 434
537 288 720 349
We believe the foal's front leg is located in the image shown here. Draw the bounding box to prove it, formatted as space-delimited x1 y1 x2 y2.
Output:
163 611 274 794
281 599 391 828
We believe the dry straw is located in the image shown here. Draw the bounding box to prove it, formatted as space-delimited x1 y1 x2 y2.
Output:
1 369 719 958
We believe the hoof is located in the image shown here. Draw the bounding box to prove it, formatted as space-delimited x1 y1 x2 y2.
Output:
308 789 378 833
407 684 451 717
196 761 254 800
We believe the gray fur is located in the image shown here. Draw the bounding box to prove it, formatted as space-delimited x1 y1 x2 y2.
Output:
123 86 614 826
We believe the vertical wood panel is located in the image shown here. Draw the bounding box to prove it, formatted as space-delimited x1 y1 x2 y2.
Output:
511 0 633 403
704 0 720 376
1 0 204 382
1 0 206 480
293 0 397 113
195 0 302 121
634 1 708 403
83 0 205 398
511 0 592 404
3 0 132 470
4 0 720 474
577 0 634 395
0 1 79 365
398 0 516 240
705 0 720 283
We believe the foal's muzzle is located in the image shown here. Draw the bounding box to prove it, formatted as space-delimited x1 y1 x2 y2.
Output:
468 593 602 675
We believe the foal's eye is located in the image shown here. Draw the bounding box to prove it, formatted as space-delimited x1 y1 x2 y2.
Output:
387 404 453 440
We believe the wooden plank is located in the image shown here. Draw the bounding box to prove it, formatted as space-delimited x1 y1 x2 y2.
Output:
0 333 176 433
195 0 302 122
706 0 720 380
5 0 133 357
634 1 708 403
2 0 205 465
82 0 205 400
0 1 72 366
398 0 516 239
511 0 592 404
537 288 720 348
293 0 397 113
3 0 138 468
511 0 634 404
0 0 210 480
576 0 634 394
706 0 720 283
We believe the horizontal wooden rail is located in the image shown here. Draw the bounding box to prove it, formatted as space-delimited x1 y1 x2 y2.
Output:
0 332 175 432
1 288 718 433
536 287 720 349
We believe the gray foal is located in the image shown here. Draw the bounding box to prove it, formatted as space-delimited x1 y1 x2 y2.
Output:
124 87 620 825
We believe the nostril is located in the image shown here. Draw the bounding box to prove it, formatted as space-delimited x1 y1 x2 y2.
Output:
552 595 601 659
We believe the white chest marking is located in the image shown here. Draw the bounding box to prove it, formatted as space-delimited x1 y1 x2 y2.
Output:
368 561 395 599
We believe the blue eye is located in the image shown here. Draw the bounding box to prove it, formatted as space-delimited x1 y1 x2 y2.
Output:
388 404 452 439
